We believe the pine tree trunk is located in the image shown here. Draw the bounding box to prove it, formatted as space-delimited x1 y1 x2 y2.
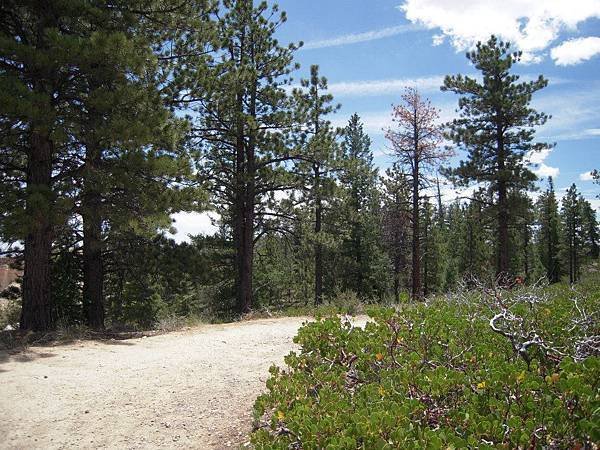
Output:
234 91 246 314
239 195 254 313
314 164 323 306
569 225 574 284
21 131 54 331
497 130 510 279
523 224 530 282
82 145 104 329
497 181 509 278
423 216 429 297
240 112 256 314
411 161 421 301
356 228 363 296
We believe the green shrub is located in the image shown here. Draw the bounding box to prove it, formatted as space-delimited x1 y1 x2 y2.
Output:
252 285 599 449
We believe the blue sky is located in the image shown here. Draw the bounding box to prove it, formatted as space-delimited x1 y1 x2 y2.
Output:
277 1 600 198
173 0 600 239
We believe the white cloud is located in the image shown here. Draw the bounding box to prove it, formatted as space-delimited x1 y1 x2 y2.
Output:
580 171 595 181
526 148 552 165
545 128 600 141
534 87 600 141
534 163 560 178
331 112 392 135
170 211 219 243
551 36 600 65
327 76 444 97
525 148 560 178
302 24 419 50
398 0 600 64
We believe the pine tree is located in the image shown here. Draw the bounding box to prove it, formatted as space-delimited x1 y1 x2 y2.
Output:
0 1 135 330
536 177 561 283
293 65 340 305
0 1 211 329
561 184 584 284
580 198 599 260
442 36 551 279
338 114 386 299
193 0 300 313
385 88 450 300
456 194 494 283
381 166 411 302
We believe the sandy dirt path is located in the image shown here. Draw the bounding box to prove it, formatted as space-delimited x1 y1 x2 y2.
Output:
0 317 312 450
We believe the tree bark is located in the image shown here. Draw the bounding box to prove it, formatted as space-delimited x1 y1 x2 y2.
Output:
423 212 429 297
314 163 323 306
496 128 510 279
497 180 509 278
21 131 54 331
411 160 421 301
523 224 530 282
240 88 256 314
234 88 247 313
82 144 104 329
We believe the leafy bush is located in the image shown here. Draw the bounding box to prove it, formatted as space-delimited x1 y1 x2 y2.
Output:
252 284 599 449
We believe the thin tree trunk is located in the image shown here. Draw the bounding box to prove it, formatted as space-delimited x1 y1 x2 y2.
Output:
240 87 257 313
393 270 400 303
497 181 509 277
496 128 509 278
523 224 530 282
234 91 246 313
21 131 54 331
423 213 429 297
82 144 104 329
314 163 323 306
239 192 254 313
411 161 421 301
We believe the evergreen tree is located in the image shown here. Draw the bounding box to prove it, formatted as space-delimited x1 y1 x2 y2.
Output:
193 0 300 313
536 177 562 283
381 166 411 302
561 184 584 284
462 196 494 283
442 36 551 279
580 198 599 260
510 192 535 282
0 1 211 329
338 114 387 299
385 88 450 300
293 65 340 305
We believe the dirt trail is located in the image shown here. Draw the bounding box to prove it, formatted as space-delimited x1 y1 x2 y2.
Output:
0 317 312 450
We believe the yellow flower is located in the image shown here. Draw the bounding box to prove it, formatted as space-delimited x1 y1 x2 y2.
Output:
276 410 285 421
375 353 384 361
378 386 386 397
477 381 486 390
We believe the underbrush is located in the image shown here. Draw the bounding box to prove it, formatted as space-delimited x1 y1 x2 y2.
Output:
252 281 600 449
244 289 387 321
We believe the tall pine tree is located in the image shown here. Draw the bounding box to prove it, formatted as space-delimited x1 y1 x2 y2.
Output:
443 36 550 279
536 177 561 283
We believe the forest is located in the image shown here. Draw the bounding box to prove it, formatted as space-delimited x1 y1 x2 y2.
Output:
1 0 598 332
